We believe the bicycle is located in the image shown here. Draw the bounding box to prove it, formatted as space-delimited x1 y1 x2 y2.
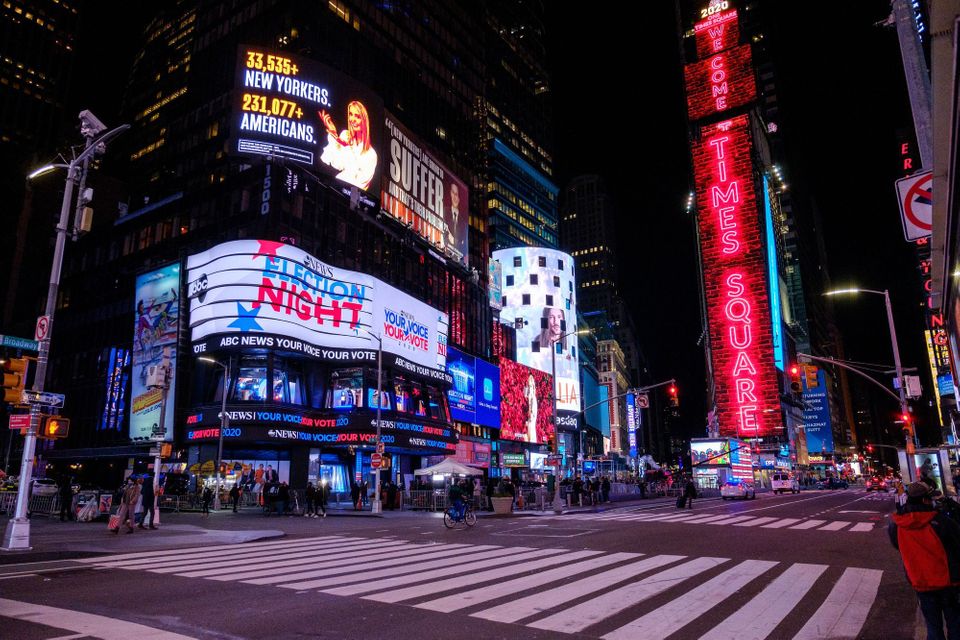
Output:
443 500 476 528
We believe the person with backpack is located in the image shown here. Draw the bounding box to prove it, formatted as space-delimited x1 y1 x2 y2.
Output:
684 477 698 509
890 482 960 640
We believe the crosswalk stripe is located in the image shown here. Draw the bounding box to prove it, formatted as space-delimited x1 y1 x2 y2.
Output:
81 535 347 566
734 517 780 527
817 521 851 531
176 540 417 578
281 546 539 591
470 554 687 624
241 543 492 586
699 563 828 640
849 523 874 532
762 518 802 529
414 551 640 613
150 538 391 574
602 559 779 639
527 556 729 634
678 514 730 524
706 515 756 525
362 549 601 603
792 568 883 639
790 519 827 530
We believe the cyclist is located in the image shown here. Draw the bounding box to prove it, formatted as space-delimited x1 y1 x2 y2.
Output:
448 481 466 521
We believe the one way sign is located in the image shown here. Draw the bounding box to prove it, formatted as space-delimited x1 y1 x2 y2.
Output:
896 170 932 241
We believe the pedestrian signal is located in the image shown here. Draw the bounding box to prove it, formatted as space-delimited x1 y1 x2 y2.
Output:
42 416 70 439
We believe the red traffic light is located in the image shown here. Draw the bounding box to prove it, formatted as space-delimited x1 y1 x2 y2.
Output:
789 364 799 376
668 385 677 396
901 413 911 423
866 444 874 453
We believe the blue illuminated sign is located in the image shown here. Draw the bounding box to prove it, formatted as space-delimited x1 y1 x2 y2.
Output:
763 176 785 371
446 347 476 423
802 368 834 454
475 358 501 429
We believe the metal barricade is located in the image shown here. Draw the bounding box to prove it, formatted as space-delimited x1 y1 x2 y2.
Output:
0 492 17 515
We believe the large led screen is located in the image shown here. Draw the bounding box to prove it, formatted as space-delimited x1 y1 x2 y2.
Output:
691 440 731 466
381 114 469 266
446 347 475 423
498 357 554 444
493 247 580 412
187 240 450 381
691 115 781 438
131 263 180 441
801 367 834 454
233 46 384 193
475 358 501 428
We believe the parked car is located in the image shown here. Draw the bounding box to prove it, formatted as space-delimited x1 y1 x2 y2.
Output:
865 477 889 492
817 478 849 490
721 481 756 500
771 473 800 495
30 478 58 497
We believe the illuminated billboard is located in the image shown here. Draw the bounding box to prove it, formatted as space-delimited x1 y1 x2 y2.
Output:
691 440 731 466
187 240 450 381
446 347 475 423
233 46 384 193
801 367 834 454
100 347 130 432
381 114 469 266
694 7 739 58
493 247 580 412
692 115 781 438
684 44 755 121
475 358 501 428
131 263 180 440
498 357 554 444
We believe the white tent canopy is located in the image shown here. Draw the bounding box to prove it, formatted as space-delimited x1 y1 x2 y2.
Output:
414 458 485 477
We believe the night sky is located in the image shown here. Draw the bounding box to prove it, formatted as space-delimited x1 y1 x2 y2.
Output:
68 2 929 443
547 1 929 441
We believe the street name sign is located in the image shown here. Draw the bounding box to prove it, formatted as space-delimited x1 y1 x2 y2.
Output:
21 390 65 408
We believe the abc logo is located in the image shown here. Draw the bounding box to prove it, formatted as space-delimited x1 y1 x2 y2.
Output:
188 274 209 302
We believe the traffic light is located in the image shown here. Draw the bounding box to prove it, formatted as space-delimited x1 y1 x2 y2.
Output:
789 364 802 394
866 444 874 454
2 358 28 404
804 365 819 389
668 384 679 407
41 416 70 439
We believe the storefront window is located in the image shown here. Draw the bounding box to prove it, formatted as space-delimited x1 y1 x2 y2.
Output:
328 368 363 409
235 358 268 401
273 360 304 405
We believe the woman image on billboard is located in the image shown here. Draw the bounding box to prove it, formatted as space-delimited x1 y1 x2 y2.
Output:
318 100 378 190
532 307 566 353
524 374 538 443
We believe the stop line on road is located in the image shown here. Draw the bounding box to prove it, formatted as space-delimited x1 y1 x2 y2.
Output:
77 534 883 639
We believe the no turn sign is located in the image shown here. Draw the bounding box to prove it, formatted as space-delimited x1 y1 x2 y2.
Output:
35 315 50 342
895 170 932 241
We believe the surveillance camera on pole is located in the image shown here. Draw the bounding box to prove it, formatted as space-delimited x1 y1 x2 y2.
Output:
78 110 107 139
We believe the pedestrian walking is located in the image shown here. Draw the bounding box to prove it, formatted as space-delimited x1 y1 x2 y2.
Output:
230 484 241 513
201 485 213 517
58 475 74 522
351 481 361 510
602 476 611 503
114 478 140 534
889 482 960 640
360 480 369 507
317 480 328 517
684 477 698 510
277 481 290 516
304 482 316 517
139 474 157 529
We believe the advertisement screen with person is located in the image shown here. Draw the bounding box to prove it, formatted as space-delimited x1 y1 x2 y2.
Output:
498 357 554 444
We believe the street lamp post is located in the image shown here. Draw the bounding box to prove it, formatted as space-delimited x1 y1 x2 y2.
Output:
825 288 917 469
199 356 231 511
2 114 128 551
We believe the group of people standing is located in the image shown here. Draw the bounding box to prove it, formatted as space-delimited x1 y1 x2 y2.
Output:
112 475 157 533
564 475 612 506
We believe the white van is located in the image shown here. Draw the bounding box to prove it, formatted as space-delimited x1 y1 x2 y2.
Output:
771 472 799 494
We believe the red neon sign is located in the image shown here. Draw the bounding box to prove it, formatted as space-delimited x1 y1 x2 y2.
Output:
693 115 781 438
694 9 740 57
685 44 755 121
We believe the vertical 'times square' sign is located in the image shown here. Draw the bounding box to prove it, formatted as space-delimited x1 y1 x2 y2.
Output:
692 116 781 438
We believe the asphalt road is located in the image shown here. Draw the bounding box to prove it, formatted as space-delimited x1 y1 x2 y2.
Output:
0 488 918 639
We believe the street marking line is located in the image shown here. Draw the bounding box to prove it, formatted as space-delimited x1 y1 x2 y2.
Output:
363 549 600 603
706 515 757 525
151 538 394 574
85 535 348 567
818 521 852 531
849 523 874 533
699 563 828 640
526 556 729 633
602 559 779 639
76 529 350 565
471 554 686 624
179 541 422 579
0 597 198 639
281 546 536 591
734 517 780 527
415 552 640 613
789 519 827 530
762 518 802 529
792 568 883 639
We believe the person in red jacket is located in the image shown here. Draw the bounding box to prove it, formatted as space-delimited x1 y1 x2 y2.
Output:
889 481 960 640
